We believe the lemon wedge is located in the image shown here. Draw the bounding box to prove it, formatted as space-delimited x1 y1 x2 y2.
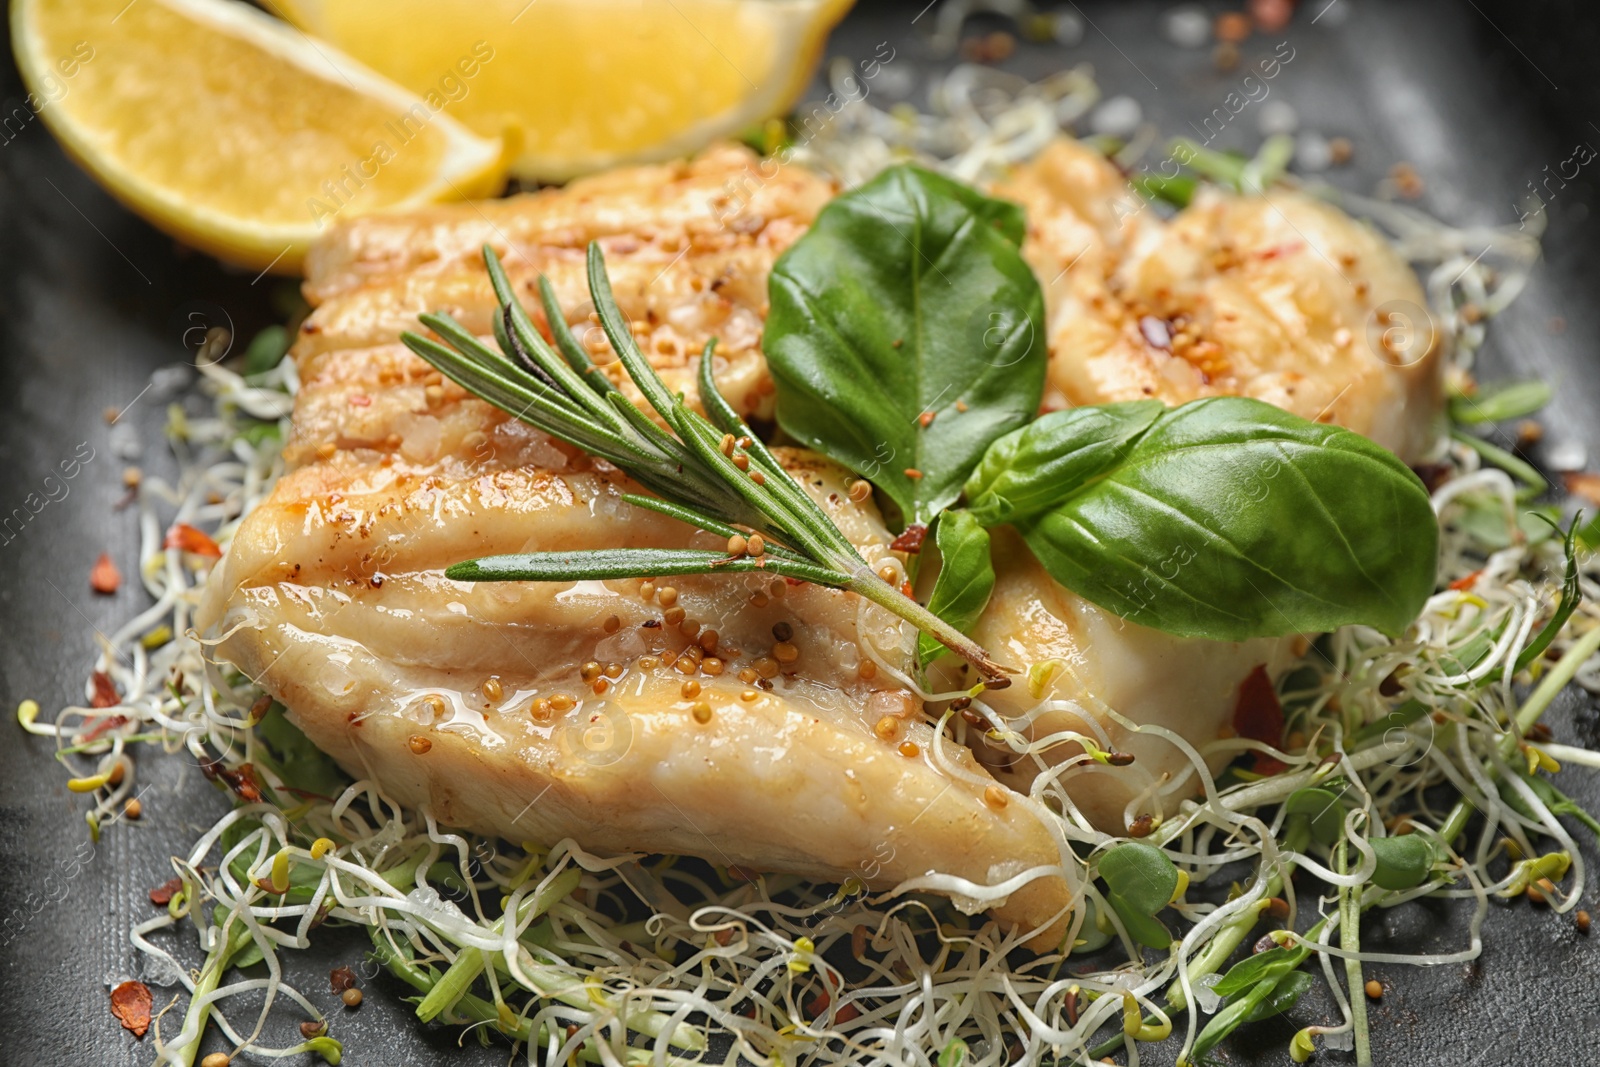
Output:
269 0 855 181
11 0 506 273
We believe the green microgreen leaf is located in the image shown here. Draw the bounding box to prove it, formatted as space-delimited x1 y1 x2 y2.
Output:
765 163 1046 528
1098 842 1178 949
1367 835 1437 891
1242 969 1313 1023
1284 786 1349 847
1449 379 1552 425
917 510 996 669
242 325 291 376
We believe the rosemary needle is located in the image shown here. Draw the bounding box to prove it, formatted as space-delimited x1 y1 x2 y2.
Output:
400 242 1012 687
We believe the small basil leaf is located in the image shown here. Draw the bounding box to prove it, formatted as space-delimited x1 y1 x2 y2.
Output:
765 164 1046 527
963 401 1164 526
1448 380 1552 424
1284 786 1348 847
1242 969 1313 1022
1367 834 1436 890
917 511 996 669
1012 396 1438 641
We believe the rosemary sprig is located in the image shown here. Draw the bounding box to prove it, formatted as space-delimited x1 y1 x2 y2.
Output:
399 243 1012 687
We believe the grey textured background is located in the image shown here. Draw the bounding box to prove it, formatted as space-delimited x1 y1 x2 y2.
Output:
3 1 1599 1064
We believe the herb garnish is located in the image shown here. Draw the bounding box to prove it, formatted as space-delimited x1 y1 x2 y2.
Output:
403 164 1438 679
401 242 1016 686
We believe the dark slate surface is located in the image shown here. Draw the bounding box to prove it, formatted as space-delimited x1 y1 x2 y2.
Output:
2 2 1598 1064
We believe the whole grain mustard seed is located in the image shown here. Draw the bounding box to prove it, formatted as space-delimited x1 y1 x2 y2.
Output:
1576 910 1591 934
681 680 702 699
602 614 621 634
481 677 503 703
897 740 920 758
772 641 799 664
753 656 780 680
873 716 901 742
342 987 364 1008
772 621 794 642
423 694 447 720
740 689 759 702
530 698 552 722
1364 979 1383 1001
699 629 720 654
549 693 576 712
750 470 766 486
983 785 1009 810
727 534 747 556
592 679 610 695
580 662 602 682
201 1055 231 1067
859 660 878 680
747 534 765 557
408 735 433 754
603 662 623 679
640 580 656 601
702 656 725 676
664 606 687 625
658 586 679 607
719 433 736 456
737 667 758 684
124 797 143 819
692 702 713 724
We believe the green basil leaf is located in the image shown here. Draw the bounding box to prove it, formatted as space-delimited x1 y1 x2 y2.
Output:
916 510 996 668
1449 380 1552 424
1242 969 1313 1023
963 401 1164 526
765 164 1046 527
1367 834 1436 890
1009 396 1438 641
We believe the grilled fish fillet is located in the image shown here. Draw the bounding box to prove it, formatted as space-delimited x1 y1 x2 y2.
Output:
200 140 1441 945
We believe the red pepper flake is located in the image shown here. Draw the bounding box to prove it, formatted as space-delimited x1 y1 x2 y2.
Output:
149 877 184 906
110 980 153 1038
91 672 122 709
1449 570 1483 591
163 523 222 558
1563 471 1600 507
330 966 358 993
1255 242 1305 261
348 393 372 407
918 411 935 428
888 523 928 554
834 1003 861 1024
90 553 122 595
807 990 831 1017
1233 665 1288 774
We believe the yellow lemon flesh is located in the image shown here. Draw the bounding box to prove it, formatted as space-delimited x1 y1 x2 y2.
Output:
11 0 506 273
270 0 855 181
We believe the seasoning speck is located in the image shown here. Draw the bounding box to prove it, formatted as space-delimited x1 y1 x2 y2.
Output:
408 735 432 754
